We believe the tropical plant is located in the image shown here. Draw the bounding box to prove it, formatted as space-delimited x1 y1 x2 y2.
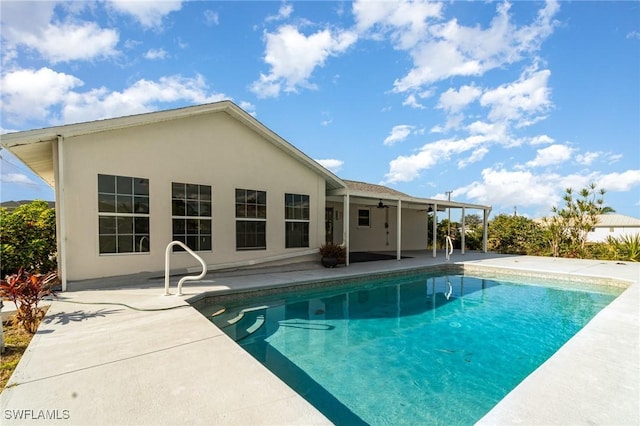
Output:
606 234 640 262
0 269 58 333
319 243 346 265
0 201 57 276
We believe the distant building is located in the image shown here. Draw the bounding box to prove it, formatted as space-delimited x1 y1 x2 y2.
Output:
587 214 640 243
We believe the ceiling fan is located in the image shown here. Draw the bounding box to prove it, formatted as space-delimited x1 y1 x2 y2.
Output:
377 199 389 209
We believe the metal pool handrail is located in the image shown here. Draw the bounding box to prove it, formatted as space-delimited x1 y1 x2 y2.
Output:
164 241 207 296
445 235 453 261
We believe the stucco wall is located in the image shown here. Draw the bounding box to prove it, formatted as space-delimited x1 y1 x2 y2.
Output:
327 202 428 252
61 112 327 281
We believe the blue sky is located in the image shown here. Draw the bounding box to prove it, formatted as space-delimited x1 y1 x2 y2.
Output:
1 0 639 220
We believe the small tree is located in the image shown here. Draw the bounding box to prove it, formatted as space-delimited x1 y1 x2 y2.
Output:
546 184 607 257
0 200 57 276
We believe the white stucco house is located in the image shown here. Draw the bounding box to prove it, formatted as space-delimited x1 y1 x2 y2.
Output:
587 214 640 243
0 101 491 290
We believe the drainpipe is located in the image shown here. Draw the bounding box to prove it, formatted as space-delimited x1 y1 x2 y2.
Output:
55 135 68 291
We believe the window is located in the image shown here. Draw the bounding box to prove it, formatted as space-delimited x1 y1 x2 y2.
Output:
98 174 149 254
172 182 212 251
358 208 371 227
236 189 266 250
285 193 309 248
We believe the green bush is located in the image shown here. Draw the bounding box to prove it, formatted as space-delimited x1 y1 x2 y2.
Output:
606 234 640 262
0 201 57 276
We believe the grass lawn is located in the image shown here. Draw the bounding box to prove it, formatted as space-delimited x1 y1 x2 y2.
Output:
1 310 45 392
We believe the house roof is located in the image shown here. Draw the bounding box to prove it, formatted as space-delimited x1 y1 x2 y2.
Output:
329 179 490 212
595 214 640 227
0 100 346 190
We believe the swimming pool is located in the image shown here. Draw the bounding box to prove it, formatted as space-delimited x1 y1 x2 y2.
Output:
196 271 623 425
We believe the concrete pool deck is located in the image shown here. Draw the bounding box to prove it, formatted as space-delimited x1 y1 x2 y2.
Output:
1 252 638 425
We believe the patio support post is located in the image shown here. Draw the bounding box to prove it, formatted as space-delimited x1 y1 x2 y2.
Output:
483 208 490 253
461 206 466 255
432 203 438 257
54 135 68 291
344 192 350 265
396 199 402 260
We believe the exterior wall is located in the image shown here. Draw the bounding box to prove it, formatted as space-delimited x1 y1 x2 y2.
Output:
60 112 326 281
327 202 428 251
587 226 640 243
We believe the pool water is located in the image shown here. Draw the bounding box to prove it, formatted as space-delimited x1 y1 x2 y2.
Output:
200 273 622 425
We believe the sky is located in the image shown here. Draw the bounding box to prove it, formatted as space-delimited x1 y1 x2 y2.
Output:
0 0 639 220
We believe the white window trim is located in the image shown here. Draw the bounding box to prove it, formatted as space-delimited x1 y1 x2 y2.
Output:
357 208 371 228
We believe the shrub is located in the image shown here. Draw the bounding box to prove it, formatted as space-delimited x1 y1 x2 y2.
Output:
606 234 640 262
0 201 56 276
319 243 346 264
1 269 58 333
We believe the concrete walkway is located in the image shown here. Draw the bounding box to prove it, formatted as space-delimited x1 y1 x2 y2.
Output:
1 252 638 425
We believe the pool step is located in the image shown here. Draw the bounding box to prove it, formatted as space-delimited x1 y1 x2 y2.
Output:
212 306 267 341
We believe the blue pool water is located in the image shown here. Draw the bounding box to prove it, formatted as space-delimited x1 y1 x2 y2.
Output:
200 273 622 425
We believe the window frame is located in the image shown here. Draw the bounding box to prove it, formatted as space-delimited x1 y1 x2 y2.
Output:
285 193 310 248
357 208 371 228
235 188 267 250
98 174 150 255
171 182 213 252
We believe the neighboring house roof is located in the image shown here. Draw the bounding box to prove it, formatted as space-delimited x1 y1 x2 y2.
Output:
0 100 346 191
594 214 640 228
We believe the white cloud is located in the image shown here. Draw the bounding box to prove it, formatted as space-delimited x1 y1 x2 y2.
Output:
384 125 414 146
1 0 119 64
353 0 443 50
204 10 219 26
107 0 183 29
528 134 554 145
144 48 169 60
526 144 573 168
251 25 357 98
315 159 344 173
1 68 83 124
456 167 561 211
402 94 425 109
458 147 489 168
266 4 293 22
598 170 640 192
576 151 600 166
385 136 491 183
627 30 640 40
437 85 482 113
1 173 36 185
0 67 227 125
480 68 552 126
61 74 226 123
390 1 559 92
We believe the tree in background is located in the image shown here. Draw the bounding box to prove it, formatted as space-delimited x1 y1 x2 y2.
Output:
462 214 484 251
544 183 607 257
0 201 57 276
488 214 546 255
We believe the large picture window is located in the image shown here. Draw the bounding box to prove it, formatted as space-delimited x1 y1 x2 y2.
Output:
236 189 266 250
98 174 150 254
172 182 212 251
285 193 309 248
